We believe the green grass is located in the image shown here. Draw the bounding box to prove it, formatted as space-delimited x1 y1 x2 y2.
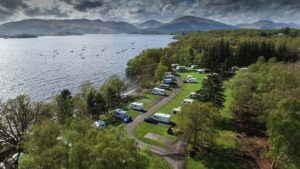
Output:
216 131 236 148
141 151 171 169
134 72 206 147
221 83 234 118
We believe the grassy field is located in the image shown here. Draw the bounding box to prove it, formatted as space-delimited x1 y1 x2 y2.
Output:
141 151 171 169
134 72 206 147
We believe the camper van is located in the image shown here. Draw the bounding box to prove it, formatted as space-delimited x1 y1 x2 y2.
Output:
130 102 144 112
164 72 173 76
159 83 170 89
152 87 167 96
113 109 132 123
182 99 194 105
152 113 171 123
185 78 197 83
176 66 188 72
189 92 197 98
172 107 181 114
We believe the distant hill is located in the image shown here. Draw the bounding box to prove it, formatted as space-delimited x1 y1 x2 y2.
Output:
236 20 300 29
137 19 163 29
146 16 236 33
0 19 140 36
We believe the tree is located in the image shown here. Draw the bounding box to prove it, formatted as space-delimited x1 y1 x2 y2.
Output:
86 91 107 119
20 119 149 169
196 74 225 108
0 95 43 166
268 98 300 169
177 102 220 148
55 89 74 124
154 64 169 81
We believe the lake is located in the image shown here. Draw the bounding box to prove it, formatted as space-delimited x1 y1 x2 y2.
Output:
0 34 174 101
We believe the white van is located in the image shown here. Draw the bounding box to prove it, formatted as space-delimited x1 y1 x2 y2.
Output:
130 102 144 111
185 78 197 83
189 92 197 98
152 87 167 96
152 113 171 123
182 99 194 105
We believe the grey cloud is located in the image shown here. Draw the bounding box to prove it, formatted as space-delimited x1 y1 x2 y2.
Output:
61 0 104 12
24 6 69 17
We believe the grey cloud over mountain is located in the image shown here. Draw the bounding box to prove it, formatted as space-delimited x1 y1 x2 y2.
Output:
0 0 299 24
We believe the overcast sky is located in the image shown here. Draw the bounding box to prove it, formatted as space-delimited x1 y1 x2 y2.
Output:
0 0 299 24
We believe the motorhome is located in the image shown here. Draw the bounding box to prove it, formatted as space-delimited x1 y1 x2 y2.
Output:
172 107 181 114
152 87 167 96
159 83 170 89
152 113 171 123
182 99 194 105
189 92 197 98
113 108 132 123
130 102 144 111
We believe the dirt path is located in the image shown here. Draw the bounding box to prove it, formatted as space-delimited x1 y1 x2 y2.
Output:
126 77 188 169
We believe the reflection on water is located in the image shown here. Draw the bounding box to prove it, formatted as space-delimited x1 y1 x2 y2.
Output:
0 34 174 101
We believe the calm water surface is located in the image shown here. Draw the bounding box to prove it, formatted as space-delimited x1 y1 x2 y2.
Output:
0 34 174 101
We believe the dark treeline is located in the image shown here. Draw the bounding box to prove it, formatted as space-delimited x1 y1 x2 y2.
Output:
127 29 300 86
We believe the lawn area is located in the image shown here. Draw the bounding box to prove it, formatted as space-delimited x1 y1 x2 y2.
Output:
141 151 171 169
134 72 206 147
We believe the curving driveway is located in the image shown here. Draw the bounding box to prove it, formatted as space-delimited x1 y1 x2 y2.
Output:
126 77 189 169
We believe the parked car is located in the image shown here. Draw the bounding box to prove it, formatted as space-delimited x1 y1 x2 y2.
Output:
164 74 176 80
144 117 159 124
163 78 173 84
159 83 170 89
176 66 188 72
113 108 132 123
171 63 179 68
164 72 173 76
152 87 167 96
130 102 145 112
187 74 193 79
93 120 107 128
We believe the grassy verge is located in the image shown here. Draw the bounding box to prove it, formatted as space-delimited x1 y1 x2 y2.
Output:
141 151 171 169
134 72 206 147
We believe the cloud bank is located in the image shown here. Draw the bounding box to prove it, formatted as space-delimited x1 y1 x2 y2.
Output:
0 0 299 24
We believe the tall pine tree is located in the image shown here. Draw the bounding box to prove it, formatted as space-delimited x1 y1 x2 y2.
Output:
196 74 225 108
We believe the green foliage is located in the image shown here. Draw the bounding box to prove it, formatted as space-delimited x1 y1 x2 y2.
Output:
177 102 220 147
20 119 149 169
155 64 169 81
87 91 107 119
101 74 127 107
196 74 225 108
268 98 300 168
228 60 300 125
55 89 74 124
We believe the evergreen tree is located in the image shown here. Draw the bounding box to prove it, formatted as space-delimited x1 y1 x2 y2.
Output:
196 74 225 108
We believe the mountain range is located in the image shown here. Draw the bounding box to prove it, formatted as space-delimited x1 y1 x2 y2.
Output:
0 16 299 36
236 20 300 29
